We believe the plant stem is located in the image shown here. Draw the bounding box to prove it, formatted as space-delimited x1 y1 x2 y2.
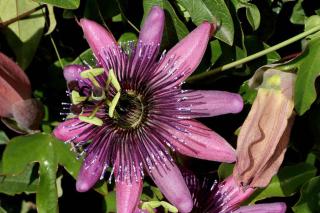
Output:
50 36 63 68
187 25 320 83
0 5 46 28
116 0 140 33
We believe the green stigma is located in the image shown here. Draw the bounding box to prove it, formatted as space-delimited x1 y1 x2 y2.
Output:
74 68 122 126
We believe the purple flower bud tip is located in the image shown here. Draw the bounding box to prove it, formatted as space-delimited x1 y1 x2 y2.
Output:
176 198 193 213
230 93 244 114
76 180 91 192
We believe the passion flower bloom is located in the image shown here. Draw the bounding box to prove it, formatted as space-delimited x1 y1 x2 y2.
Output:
183 171 287 213
54 6 243 213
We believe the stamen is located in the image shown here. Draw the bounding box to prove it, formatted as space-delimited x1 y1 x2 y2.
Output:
79 115 103 126
106 69 121 91
108 92 121 118
105 69 122 118
71 90 87 105
80 68 104 88
79 106 103 126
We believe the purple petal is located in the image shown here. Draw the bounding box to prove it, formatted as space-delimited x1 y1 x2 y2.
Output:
76 151 104 192
148 162 193 213
179 90 243 118
166 119 236 163
152 22 214 86
219 176 255 208
139 6 164 45
80 19 118 61
115 159 143 213
63 64 88 82
116 180 143 213
53 118 93 143
234 203 287 213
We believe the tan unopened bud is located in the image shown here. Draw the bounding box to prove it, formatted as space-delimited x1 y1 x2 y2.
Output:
234 69 296 188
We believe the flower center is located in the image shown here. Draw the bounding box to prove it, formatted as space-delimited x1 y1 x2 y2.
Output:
115 90 146 129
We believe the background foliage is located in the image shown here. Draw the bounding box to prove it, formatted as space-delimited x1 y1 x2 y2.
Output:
0 0 320 212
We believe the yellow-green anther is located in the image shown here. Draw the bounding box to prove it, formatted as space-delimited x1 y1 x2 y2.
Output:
81 68 104 77
160 201 178 213
108 92 121 118
71 90 87 105
80 68 104 88
141 201 160 213
79 115 103 126
106 69 121 92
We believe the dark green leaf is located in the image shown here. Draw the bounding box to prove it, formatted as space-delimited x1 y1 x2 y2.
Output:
231 0 261 30
2 133 81 213
0 206 6 213
45 5 57 35
33 0 80 9
104 191 116 213
143 0 189 49
290 0 306 25
177 0 234 45
0 131 9 145
84 0 120 22
118 32 138 43
246 163 317 204
294 38 320 115
304 15 320 40
0 0 45 69
0 164 38 195
293 176 320 213
71 49 96 67
209 40 222 66
217 163 234 180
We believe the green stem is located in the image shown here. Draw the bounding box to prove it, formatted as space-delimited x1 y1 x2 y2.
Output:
116 0 140 33
0 5 46 28
50 36 63 68
187 25 320 83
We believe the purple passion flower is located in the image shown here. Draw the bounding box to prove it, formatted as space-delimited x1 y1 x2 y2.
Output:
184 172 287 213
54 6 243 213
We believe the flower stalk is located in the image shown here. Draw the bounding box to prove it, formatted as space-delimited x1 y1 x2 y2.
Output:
187 24 320 83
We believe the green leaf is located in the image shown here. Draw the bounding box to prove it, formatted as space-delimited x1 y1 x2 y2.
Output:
143 0 189 49
217 163 234 180
0 206 6 213
294 38 320 115
177 0 234 45
246 163 317 204
231 0 261 30
0 131 9 145
33 0 80 9
0 164 38 195
71 49 96 67
2 133 81 213
290 0 306 25
45 5 57 35
118 32 138 43
293 176 320 213
304 15 320 40
104 191 116 213
0 0 45 69
84 0 120 22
